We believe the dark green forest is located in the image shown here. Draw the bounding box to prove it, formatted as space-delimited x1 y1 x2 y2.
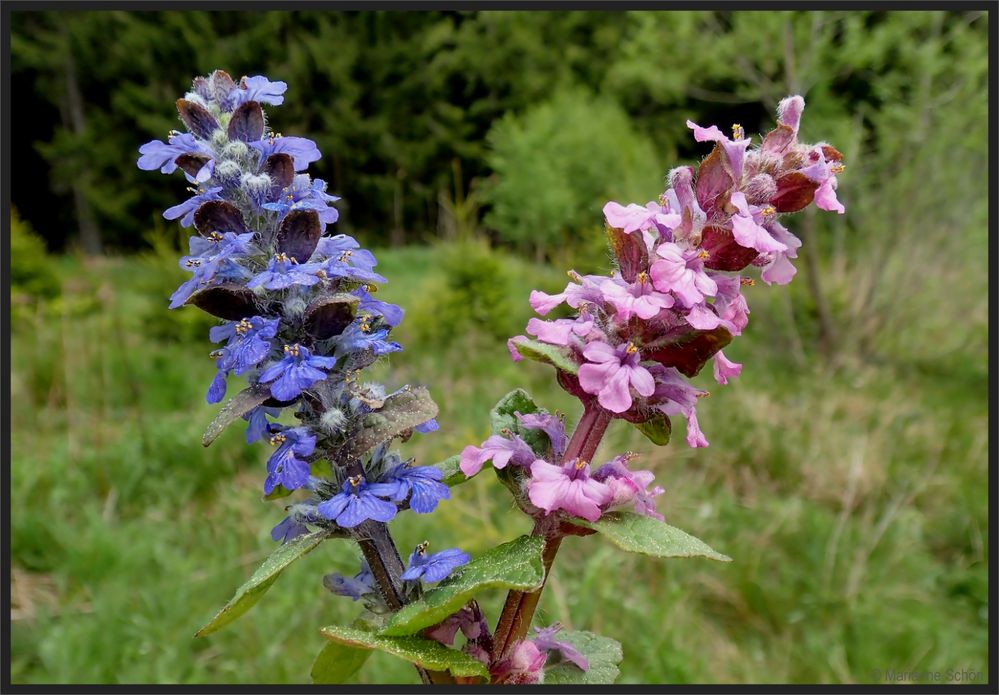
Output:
12 10 988 259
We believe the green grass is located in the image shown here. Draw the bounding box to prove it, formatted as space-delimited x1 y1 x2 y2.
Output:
10 244 988 685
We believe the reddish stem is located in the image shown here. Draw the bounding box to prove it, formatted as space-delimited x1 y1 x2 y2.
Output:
489 402 612 665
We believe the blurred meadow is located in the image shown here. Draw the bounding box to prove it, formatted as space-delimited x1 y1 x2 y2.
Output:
8 9 990 685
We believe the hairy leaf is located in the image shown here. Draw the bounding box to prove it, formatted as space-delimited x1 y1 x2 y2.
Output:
509 336 579 375
202 383 272 447
319 625 488 679
576 511 731 561
186 282 260 321
276 209 322 263
544 631 623 684
342 386 438 459
304 293 359 339
432 454 466 487
193 200 249 236
195 530 329 637
381 535 545 636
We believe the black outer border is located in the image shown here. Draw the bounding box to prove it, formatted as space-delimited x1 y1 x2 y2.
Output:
1 1 995 694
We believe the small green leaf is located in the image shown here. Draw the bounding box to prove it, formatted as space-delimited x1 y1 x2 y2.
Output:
342 386 439 459
320 625 489 678
202 383 272 447
195 531 329 637
544 631 623 684
432 454 467 487
509 336 579 375
381 535 545 636
633 413 671 446
311 640 372 684
488 388 550 454
489 388 542 433
576 512 731 562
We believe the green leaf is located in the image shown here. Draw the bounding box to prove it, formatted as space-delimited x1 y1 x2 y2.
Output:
320 625 489 679
576 512 732 562
633 413 671 446
195 531 329 637
311 640 372 684
432 454 467 487
342 385 439 459
544 631 623 684
201 383 272 447
509 336 579 375
488 388 550 454
489 388 542 434
381 535 545 636
262 484 292 501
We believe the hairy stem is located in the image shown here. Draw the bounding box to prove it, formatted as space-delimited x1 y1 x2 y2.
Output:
490 402 612 663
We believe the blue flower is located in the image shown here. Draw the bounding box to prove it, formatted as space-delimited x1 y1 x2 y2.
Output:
381 463 450 514
335 321 401 359
243 406 282 444
233 75 288 108
210 316 280 375
263 426 317 495
163 185 222 227
137 132 213 181
271 514 310 544
401 544 469 583
257 344 337 402
263 175 340 231
316 475 399 528
414 418 439 434
355 287 404 327
246 254 322 291
318 247 387 285
323 560 375 601
251 135 321 171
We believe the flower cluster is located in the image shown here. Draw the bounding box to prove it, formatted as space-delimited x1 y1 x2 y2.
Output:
139 72 458 578
460 411 663 522
475 96 844 524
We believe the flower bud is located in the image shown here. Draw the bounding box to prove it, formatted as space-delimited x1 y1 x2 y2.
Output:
210 129 230 151
744 173 777 206
214 160 242 186
320 407 349 435
282 296 308 320
240 172 273 208
221 140 249 161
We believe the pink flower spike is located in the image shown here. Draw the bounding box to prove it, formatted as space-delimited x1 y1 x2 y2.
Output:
528 459 613 522
713 349 742 385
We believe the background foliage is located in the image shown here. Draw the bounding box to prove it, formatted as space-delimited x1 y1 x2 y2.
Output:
9 8 989 685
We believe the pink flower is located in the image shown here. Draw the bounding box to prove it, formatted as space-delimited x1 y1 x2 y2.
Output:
685 303 722 330
814 175 845 214
686 119 751 180
528 459 613 522
459 434 536 477
603 200 680 234
599 275 674 321
759 220 803 286
648 365 710 449
491 639 548 684
712 274 751 334
712 349 742 385
729 192 788 255
649 242 718 306
594 455 665 521
529 273 604 315
526 317 593 346
577 341 656 413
